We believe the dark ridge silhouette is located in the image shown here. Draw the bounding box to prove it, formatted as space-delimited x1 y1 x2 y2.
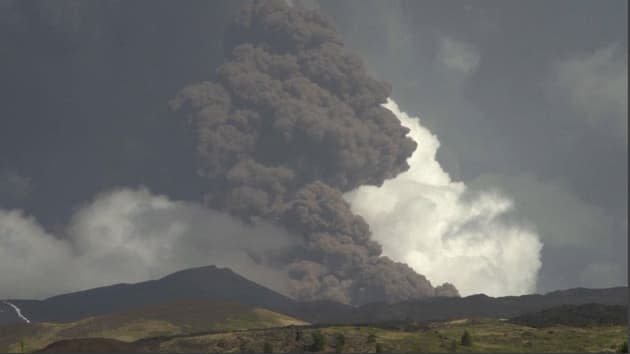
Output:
349 287 628 324
509 303 628 328
5 265 299 324
2 265 626 326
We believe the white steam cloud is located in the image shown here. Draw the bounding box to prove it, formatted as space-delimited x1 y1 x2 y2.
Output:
0 104 545 300
344 99 543 297
0 188 295 300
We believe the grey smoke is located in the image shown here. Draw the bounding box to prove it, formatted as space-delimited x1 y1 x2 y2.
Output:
318 0 627 292
169 0 458 305
345 99 542 297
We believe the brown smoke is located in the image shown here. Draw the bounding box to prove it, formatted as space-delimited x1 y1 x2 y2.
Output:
170 0 458 305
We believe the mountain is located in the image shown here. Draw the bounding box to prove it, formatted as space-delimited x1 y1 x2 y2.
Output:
509 303 628 328
1 266 302 325
1 265 351 326
1 265 627 327
350 287 628 324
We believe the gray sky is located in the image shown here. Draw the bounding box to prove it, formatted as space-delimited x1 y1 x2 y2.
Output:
0 0 626 296
319 0 627 292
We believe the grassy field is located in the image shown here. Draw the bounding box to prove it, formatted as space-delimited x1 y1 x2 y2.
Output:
3 311 626 353
148 319 627 353
3 319 180 352
0 302 307 353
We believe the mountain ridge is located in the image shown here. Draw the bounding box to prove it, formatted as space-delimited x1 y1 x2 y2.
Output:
1 265 626 326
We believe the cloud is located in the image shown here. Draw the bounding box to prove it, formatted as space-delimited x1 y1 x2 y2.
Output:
168 1 456 305
548 43 627 140
469 173 627 291
436 36 480 76
0 188 295 299
0 210 74 299
344 99 542 297
316 0 627 295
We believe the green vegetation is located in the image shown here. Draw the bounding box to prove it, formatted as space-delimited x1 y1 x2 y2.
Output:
461 330 472 346
618 340 628 353
334 333 346 353
0 304 307 353
295 329 302 341
221 308 307 331
449 339 457 352
310 330 325 352
2 315 627 353
142 320 628 353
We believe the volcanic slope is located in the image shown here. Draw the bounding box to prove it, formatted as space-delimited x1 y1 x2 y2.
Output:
3 266 627 327
35 319 628 353
2 265 350 326
0 299 306 353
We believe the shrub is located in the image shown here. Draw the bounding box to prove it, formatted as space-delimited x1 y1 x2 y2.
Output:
449 339 457 352
375 343 383 353
618 341 628 353
367 334 377 343
263 341 273 353
334 333 346 353
461 330 473 347
311 330 326 352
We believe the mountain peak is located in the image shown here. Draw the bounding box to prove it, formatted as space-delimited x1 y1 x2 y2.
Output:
159 265 237 280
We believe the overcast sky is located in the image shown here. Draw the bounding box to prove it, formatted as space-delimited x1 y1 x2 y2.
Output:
319 0 627 292
0 0 626 297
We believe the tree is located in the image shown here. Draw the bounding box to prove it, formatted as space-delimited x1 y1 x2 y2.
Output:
263 341 273 353
461 330 473 347
334 333 346 353
449 339 457 352
311 330 326 352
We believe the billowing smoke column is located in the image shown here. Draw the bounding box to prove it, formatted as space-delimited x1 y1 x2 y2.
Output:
345 100 543 297
170 0 458 305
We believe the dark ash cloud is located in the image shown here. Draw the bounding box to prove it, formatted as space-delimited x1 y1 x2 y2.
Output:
170 0 458 305
317 0 627 292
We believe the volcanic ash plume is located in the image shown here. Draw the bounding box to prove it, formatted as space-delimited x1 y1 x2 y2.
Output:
170 0 458 305
344 100 543 297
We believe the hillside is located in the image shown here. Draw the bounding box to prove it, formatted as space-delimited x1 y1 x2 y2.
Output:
349 287 628 324
0 300 306 353
509 303 628 328
35 319 628 353
3 266 627 327
4 266 296 325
